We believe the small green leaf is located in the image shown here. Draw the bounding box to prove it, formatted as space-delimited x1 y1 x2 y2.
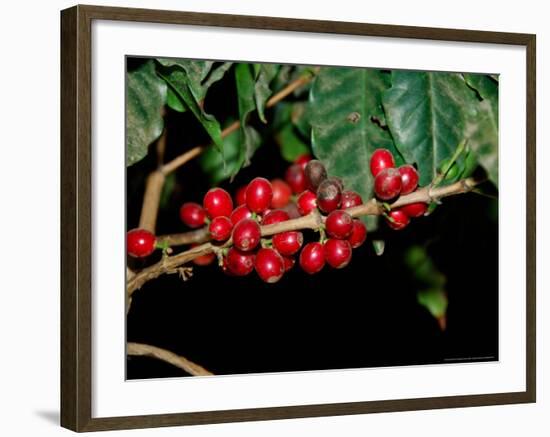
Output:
254 64 279 123
199 128 253 184
157 59 232 102
372 240 385 256
404 245 448 327
157 67 223 153
417 288 448 320
166 87 186 112
157 58 212 101
126 60 167 166
234 63 261 176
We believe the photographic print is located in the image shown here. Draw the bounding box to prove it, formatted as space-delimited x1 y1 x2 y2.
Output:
125 58 499 379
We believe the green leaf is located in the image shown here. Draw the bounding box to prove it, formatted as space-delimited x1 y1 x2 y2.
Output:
417 288 449 320
199 128 253 185
126 60 167 166
404 246 448 327
157 59 232 102
382 71 479 186
272 102 311 162
157 67 223 153
463 73 499 186
165 87 186 112
202 62 233 91
276 125 310 162
234 63 261 176
308 67 398 230
254 64 279 123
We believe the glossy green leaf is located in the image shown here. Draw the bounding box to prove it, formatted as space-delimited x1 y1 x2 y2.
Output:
126 60 167 166
157 67 223 153
254 64 279 123
199 128 256 185
382 71 479 186
165 87 186 112
463 73 499 186
308 67 398 230
234 63 261 176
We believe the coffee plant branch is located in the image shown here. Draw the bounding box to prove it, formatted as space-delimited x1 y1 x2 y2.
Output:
127 342 213 376
127 177 480 296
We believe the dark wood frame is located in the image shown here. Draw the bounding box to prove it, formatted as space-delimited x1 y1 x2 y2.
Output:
61 4 536 432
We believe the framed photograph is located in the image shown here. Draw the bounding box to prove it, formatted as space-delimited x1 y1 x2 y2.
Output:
60 4 536 432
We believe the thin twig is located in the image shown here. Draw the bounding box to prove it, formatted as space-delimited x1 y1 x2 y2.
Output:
128 177 480 295
127 342 213 376
157 227 210 246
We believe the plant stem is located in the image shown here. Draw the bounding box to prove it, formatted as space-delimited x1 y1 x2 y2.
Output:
127 342 213 376
128 177 480 295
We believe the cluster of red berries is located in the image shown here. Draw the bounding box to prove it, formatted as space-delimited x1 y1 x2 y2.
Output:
127 151 427 283
175 154 367 283
370 149 428 230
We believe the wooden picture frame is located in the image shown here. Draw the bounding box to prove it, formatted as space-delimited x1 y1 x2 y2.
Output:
61 4 536 432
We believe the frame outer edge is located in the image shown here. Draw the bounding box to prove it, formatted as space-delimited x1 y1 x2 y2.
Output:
60 5 79 432
525 34 536 402
59 4 537 432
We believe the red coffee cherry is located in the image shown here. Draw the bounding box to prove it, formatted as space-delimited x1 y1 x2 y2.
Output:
230 204 253 225
179 202 207 228
283 202 301 219
209 216 233 241
285 164 307 194
262 209 290 225
325 210 354 239
299 242 325 274
203 188 233 219
296 190 318 216
324 239 352 269
235 185 247 206
386 209 410 230
370 148 396 177
273 231 303 256
347 220 367 249
400 202 428 218
304 160 328 191
255 248 285 283
398 164 419 195
246 177 273 213
341 190 363 209
282 256 295 272
270 179 292 209
316 178 342 213
191 243 216 266
232 218 261 251
226 247 255 276
374 168 402 200
295 153 312 169
127 229 156 258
